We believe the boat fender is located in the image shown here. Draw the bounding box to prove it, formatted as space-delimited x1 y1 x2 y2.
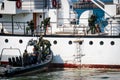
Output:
16 0 22 9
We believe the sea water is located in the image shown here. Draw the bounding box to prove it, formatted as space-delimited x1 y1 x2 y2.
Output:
1 68 120 80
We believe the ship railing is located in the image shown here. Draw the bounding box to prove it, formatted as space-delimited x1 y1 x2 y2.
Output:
73 1 98 9
33 24 52 35
104 22 120 36
21 0 60 12
0 21 120 36
73 0 113 9
117 4 120 15
0 21 52 36
22 0 46 11
56 21 120 36
57 24 89 35
0 21 28 35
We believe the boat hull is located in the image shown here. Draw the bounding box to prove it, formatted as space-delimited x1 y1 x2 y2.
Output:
0 35 120 69
0 47 53 77
2 64 49 77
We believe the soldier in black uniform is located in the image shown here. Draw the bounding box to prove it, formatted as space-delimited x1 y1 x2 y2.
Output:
23 50 29 66
27 20 34 35
87 14 97 34
37 36 51 61
41 17 50 35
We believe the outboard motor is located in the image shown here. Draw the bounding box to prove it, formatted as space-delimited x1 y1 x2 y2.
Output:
12 57 16 66
16 56 21 66
8 58 12 65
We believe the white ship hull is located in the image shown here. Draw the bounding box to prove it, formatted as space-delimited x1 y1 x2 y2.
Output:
0 35 120 68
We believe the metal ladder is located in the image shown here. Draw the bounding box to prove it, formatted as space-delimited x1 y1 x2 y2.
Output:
73 39 84 68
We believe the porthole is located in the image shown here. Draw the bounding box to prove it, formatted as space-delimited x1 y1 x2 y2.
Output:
19 39 23 44
53 40 57 45
70 5 72 9
79 41 83 45
111 41 115 46
39 15 42 18
68 41 72 45
89 41 93 45
5 39 8 43
100 41 104 45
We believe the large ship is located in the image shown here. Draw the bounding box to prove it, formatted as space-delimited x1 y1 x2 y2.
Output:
0 0 120 69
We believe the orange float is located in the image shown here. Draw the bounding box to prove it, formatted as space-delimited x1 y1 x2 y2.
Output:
52 0 57 8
